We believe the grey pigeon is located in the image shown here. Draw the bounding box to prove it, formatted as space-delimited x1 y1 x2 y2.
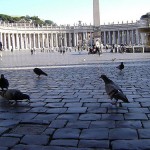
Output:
33 68 48 77
116 62 124 71
0 74 9 91
100 74 129 105
0 89 30 104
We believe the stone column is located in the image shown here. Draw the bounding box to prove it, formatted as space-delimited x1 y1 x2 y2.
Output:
47 33 49 48
8 33 11 50
51 33 53 48
33 33 36 49
74 32 76 47
24 33 27 49
132 30 134 45
76 33 78 46
29 33 32 49
64 33 67 47
20 33 23 49
109 31 111 45
38 33 40 49
55 33 58 47
136 29 139 45
4 33 7 50
122 31 125 44
42 33 44 48
104 31 106 45
113 31 116 44
127 30 130 45
118 31 120 45
12 33 15 50
16 33 19 50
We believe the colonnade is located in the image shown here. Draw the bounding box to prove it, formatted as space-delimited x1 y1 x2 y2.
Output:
0 22 142 51
101 29 140 46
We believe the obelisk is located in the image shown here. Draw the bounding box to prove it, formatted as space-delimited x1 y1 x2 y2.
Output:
93 0 100 27
93 0 101 46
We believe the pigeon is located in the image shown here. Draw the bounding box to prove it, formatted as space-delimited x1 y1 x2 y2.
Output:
116 62 124 71
100 74 129 105
33 68 48 77
0 74 9 91
112 58 116 61
0 89 30 104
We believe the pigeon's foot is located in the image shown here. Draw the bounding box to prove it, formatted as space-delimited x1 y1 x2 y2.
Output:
9 100 17 106
111 101 117 105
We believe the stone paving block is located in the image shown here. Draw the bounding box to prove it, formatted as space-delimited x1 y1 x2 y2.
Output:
57 114 79 121
9 124 48 135
45 103 65 108
83 102 100 107
128 107 150 113
116 120 142 128
64 102 82 107
46 108 67 114
66 121 90 129
49 120 67 128
102 114 124 120
53 128 80 139
79 114 101 121
109 128 138 140
80 128 109 139
138 129 150 139
62 98 80 103
34 114 58 121
66 107 87 113
80 98 98 103
50 139 78 147
142 120 150 128
20 134 49 145
12 144 47 150
29 107 47 113
87 107 107 113
141 102 150 107
0 137 20 147
107 107 128 113
111 139 150 150
43 128 55 135
78 140 109 149
134 98 150 103
0 113 37 120
0 147 8 150
124 113 148 120
90 121 115 128
0 127 9 135
0 120 19 127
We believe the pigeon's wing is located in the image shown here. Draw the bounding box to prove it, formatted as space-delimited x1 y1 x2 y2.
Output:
105 83 128 102
105 82 123 99
3 89 21 100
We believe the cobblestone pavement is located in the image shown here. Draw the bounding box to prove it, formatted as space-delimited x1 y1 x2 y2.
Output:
0 50 150 150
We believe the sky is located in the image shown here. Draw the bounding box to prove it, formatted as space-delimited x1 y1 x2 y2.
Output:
0 0 149 25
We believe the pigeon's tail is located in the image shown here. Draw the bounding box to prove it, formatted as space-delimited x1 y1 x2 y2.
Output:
123 96 129 103
22 94 30 100
43 72 48 76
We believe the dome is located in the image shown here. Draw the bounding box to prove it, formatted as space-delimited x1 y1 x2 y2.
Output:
140 12 150 20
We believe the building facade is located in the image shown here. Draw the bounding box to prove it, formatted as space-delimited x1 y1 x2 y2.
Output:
0 21 142 51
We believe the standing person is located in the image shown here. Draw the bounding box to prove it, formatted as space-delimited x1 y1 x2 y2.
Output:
96 39 100 56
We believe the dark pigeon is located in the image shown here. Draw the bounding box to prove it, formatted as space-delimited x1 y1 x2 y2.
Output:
116 62 124 71
33 68 48 77
100 74 129 105
0 89 30 104
0 74 9 91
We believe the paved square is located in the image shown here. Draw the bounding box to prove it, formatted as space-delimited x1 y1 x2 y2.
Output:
0 50 150 149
